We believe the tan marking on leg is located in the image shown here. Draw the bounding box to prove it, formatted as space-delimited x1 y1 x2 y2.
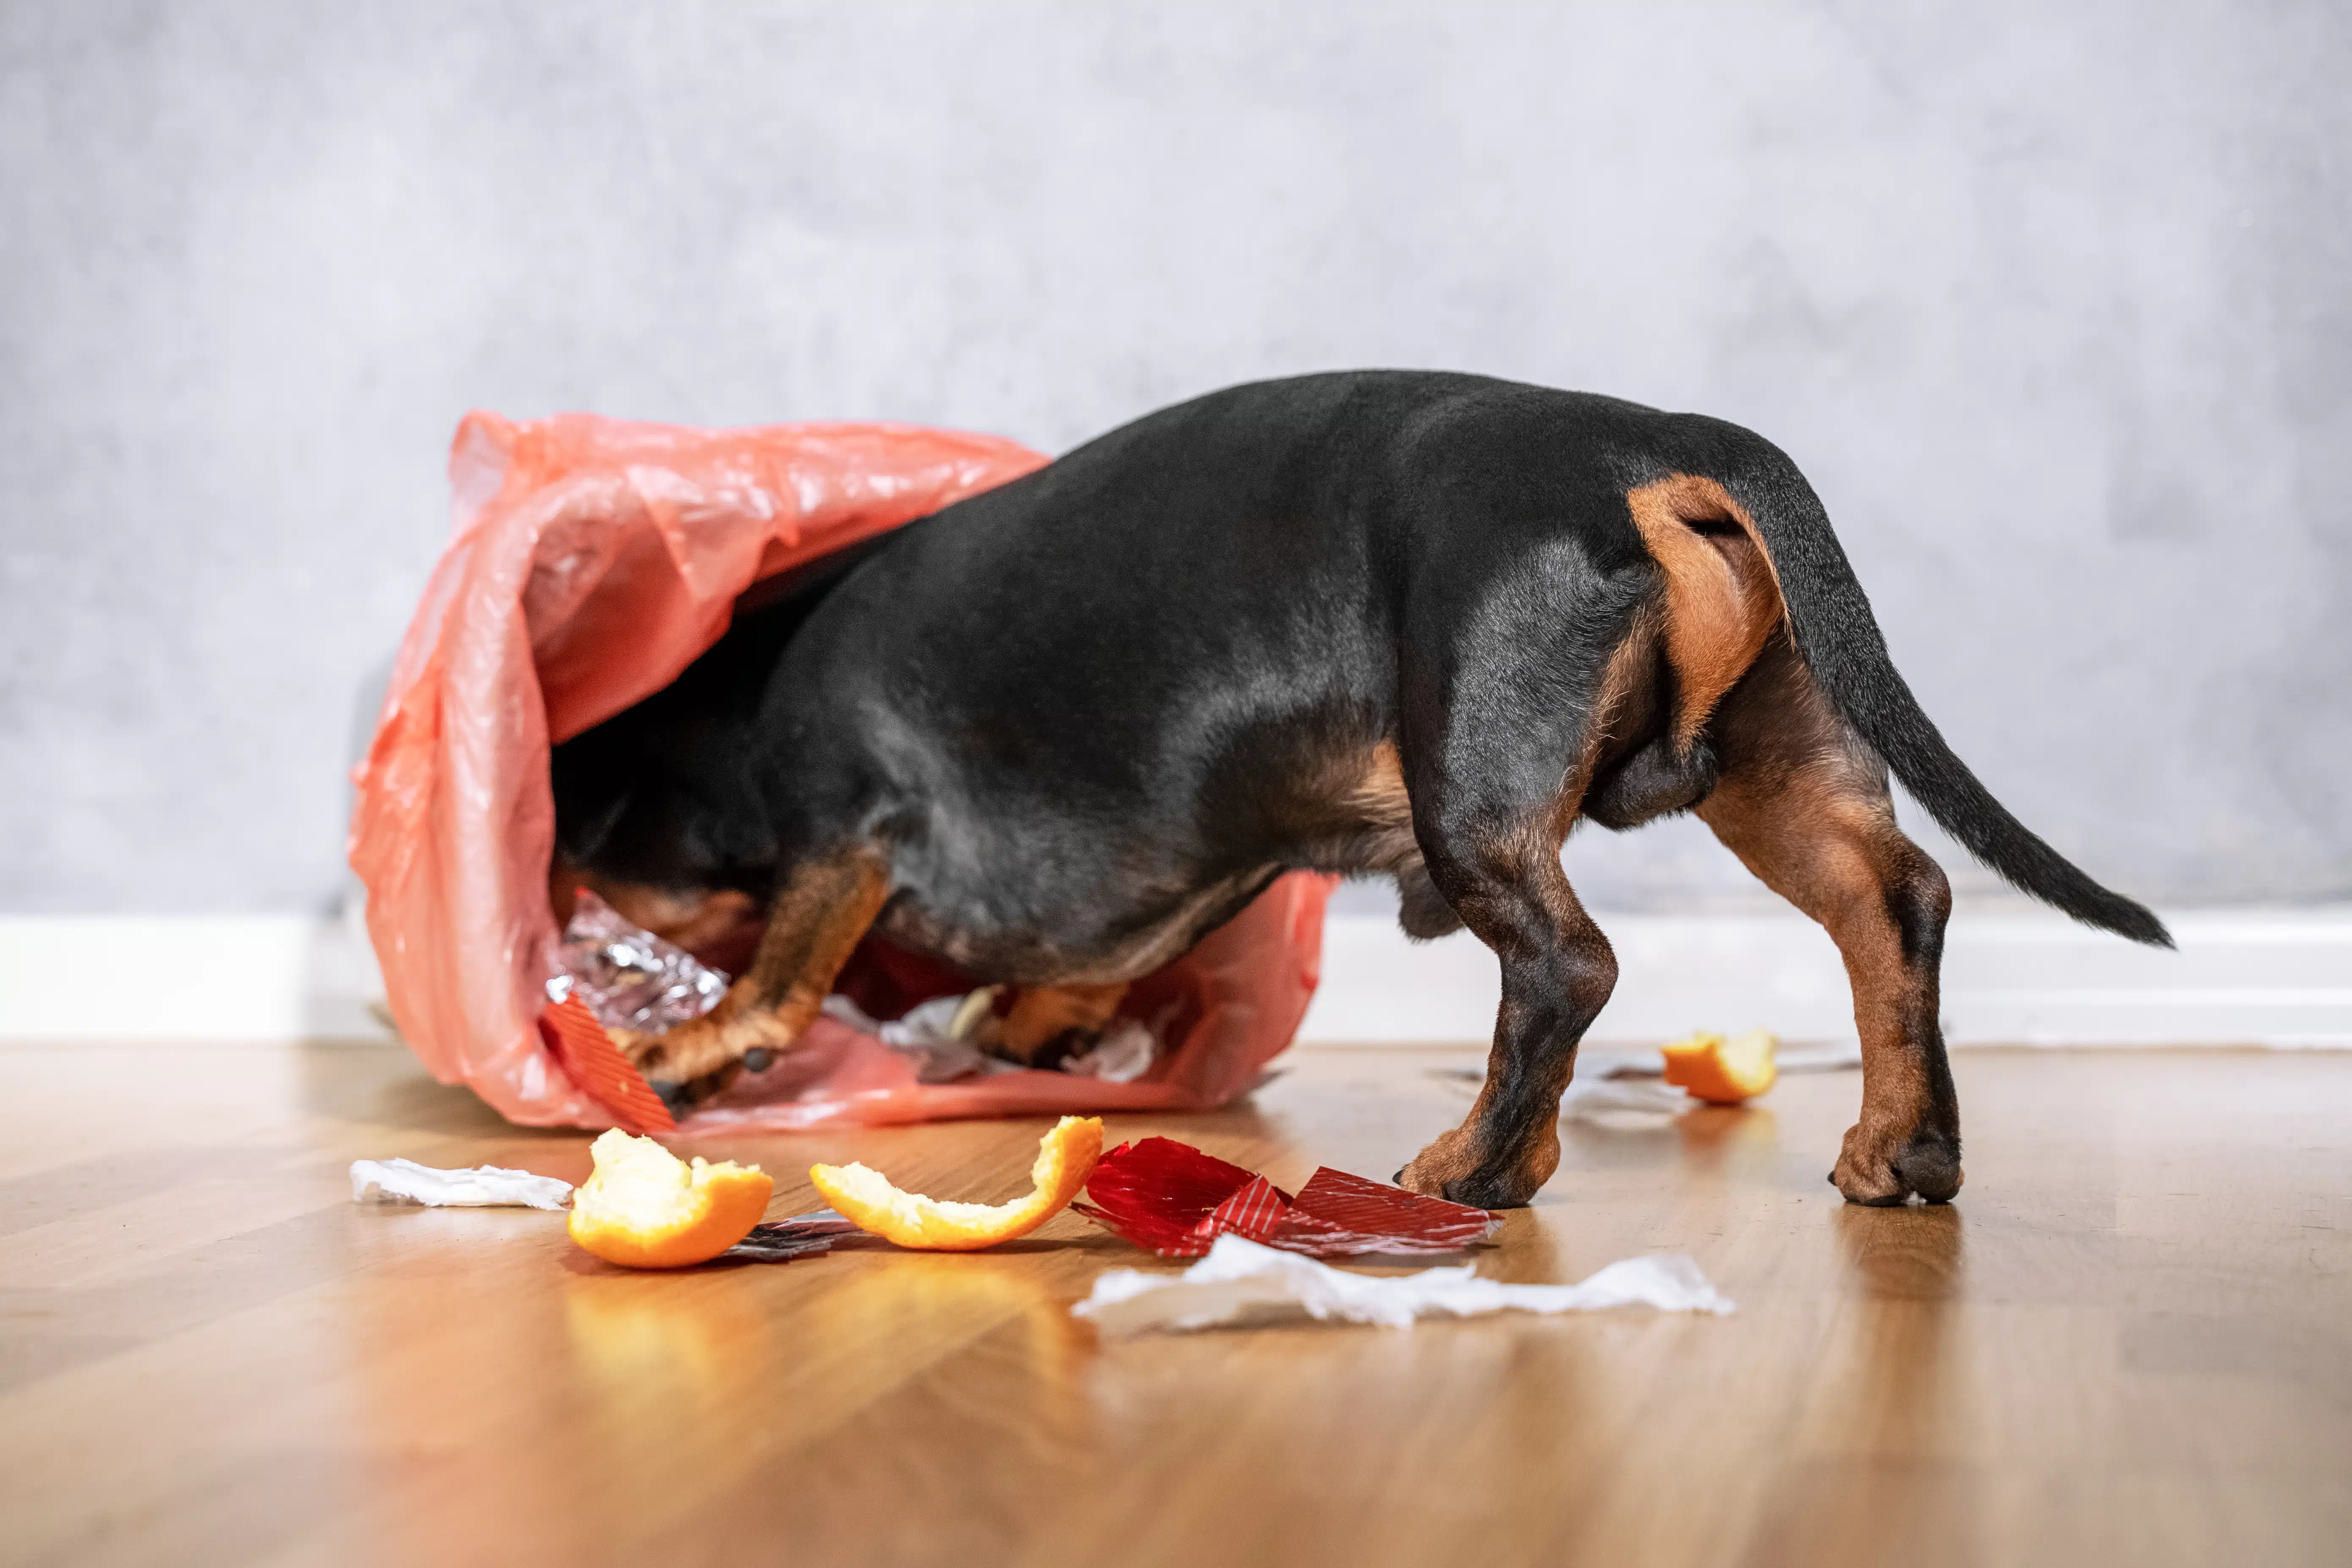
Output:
1348 739 1414 827
1568 604 1666 796
1697 638 1959 1204
627 847 892 1087
1625 474 1787 752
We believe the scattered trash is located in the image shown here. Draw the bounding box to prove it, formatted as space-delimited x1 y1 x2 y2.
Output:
1073 1137 1497 1258
819 990 1161 1085
350 1158 573 1210
812 1115 1104 1250
1073 1233 1735 1335
568 1130 772 1269
549 893 1165 1098
1062 1017 1158 1082
819 991 1010 1084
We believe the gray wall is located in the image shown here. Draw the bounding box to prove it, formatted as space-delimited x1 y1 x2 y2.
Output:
3 1 2347 916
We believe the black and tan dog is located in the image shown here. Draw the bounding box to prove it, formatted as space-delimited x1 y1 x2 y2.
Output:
551 371 2168 1208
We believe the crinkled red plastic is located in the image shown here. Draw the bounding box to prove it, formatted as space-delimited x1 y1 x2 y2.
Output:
1072 1136 1497 1258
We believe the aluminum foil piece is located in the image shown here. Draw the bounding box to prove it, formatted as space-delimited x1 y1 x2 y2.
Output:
723 1210 862 1263
547 889 730 1035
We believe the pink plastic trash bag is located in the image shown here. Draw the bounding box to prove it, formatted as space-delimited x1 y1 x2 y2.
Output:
350 412 1335 1132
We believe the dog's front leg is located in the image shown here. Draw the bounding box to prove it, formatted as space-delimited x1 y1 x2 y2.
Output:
1387 563 1656 1208
625 845 892 1111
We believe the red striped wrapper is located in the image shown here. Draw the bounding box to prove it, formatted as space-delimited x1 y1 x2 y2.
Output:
1073 1136 1496 1258
536 991 677 1134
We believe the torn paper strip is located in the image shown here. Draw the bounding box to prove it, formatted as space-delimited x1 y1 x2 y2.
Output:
351 1158 574 1210
1073 1233 1734 1335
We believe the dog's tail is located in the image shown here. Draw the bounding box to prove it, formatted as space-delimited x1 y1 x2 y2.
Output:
1701 425 2172 948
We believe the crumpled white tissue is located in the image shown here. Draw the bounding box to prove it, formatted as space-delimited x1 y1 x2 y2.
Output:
1073 1233 1734 1335
821 991 1158 1084
350 1158 573 1210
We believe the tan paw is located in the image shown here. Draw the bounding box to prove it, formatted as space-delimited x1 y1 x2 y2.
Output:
621 1002 796 1109
1397 1125 1555 1209
1831 1120 1963 1206
1396 1126 1477 1197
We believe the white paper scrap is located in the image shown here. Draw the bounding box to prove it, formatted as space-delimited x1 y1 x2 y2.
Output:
1073 1233 1734 1335
350 1158 573 1210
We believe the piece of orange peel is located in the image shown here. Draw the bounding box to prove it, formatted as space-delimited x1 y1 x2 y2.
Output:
568 1129 773 1269
1659 1028 1778 1105
810 1115 1104 1251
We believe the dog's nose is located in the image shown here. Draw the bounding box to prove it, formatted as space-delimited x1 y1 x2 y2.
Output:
742 1048 774 1073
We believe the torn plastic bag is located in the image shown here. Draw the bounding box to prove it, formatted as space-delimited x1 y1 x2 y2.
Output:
350 412 1336 1131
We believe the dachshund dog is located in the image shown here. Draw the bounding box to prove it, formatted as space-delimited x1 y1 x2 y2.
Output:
551 371 2168 1208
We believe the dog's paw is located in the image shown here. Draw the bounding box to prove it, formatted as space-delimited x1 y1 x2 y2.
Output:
1831 1120 1963 1206
1397 1124 1481 1197
622 1006 794 1114
1397 1126 1554 1209
649 1062 744 1118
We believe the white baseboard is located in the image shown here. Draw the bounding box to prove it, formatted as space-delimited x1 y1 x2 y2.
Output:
1300 906 2352 1047
1 906 2347 1048
0 914 388 1043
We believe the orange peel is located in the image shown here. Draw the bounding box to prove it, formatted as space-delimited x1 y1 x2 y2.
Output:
1660 1028 1779 1105
567 1129 773 1269
810 1115 1103 1251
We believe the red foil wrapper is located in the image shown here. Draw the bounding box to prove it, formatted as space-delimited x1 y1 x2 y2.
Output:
1073 1137 1497 1258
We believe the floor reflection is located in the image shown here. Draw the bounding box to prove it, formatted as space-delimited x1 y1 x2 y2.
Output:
1673 1104 1781 1173
1833 1200 1967 1301
1740 1203 1981 1562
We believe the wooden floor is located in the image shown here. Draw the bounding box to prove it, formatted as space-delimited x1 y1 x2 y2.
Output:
3 1042 2349 1568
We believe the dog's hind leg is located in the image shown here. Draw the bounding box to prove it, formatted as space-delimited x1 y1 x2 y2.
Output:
1698 635 1961 1204
1394 832 1618 1209
624 843 892 1110
1391 588 1655 1210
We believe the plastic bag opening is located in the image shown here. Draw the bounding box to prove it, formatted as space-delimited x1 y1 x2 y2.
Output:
350 412 1333 1132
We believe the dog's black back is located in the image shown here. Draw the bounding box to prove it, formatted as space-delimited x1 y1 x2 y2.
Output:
557 370 2162 985
562 372 1683 979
